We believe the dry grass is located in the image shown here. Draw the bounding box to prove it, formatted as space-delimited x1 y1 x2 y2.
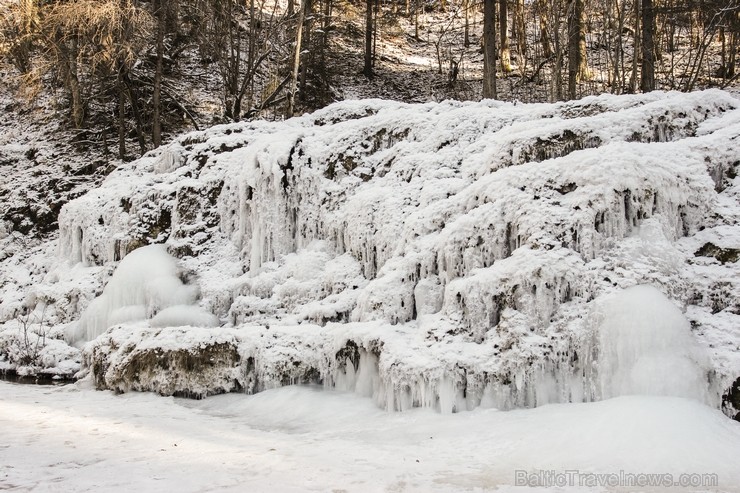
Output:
41 0 154 72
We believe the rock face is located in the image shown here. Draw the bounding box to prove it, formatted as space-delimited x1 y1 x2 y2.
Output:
2 90 740 414
86 328 243 398
723 377 740 421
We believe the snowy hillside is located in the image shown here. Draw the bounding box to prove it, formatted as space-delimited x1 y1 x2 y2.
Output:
1 90 739 419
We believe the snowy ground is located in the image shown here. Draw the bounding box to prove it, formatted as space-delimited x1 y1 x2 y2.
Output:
2 380 740 492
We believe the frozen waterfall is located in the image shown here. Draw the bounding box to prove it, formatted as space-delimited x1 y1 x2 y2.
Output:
592 285 715 404
30 90 737 414
70 245 218 344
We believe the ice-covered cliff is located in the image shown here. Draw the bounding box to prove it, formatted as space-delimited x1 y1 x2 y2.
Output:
1 90 739 417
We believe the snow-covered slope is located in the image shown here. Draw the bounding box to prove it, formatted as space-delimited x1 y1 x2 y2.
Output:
1 90 739 418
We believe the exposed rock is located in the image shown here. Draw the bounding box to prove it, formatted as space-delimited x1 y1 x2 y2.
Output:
723 377 740 422
87 329 242 398
695 242 740 264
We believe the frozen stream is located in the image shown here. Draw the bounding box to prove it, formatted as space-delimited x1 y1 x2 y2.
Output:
2 381 740 492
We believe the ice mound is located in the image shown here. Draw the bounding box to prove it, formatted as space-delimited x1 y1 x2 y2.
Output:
71 245 216 343
594 285 714 403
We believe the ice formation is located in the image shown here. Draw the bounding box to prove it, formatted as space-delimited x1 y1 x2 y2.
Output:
71 245 213 343
593 285 713 402
2 90 739 415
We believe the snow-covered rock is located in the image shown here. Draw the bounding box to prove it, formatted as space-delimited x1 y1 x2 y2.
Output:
2 90 740 416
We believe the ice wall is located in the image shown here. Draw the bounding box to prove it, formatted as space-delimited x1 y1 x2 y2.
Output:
47 90 740 413
87 284 718 411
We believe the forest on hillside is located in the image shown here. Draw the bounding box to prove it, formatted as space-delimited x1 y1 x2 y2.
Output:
1 0 738 161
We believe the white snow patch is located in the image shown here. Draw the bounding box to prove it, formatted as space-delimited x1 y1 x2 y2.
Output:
150 305 220 328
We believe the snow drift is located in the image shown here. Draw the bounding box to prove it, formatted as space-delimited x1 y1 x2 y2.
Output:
2 90 739 416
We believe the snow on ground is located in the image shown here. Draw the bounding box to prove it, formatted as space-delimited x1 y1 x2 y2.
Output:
2 380 740 492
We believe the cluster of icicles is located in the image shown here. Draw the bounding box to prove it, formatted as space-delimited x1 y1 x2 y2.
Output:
323 286 716 413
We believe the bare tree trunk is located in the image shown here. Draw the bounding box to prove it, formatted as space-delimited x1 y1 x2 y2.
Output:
618 0 627 91
318 0 333 100
499 0 512 72
630 0 640 92
226 0 241 119
720 27 727 74
299 0 313 99
243 0 257 114
414 0 419 39
538 0 553 58
118 74 126 160
364 0 374 77
124 75 147 155
567 0 584 98
68 61 85 128
288 0 306 116
728 31 737 79
666 0 676 53
152 0 164 147
604 0 614 89
372 0 379 67
553 0 563 100
578 0 588 78
483 0 498 98
610 0 623 92
514 0 526 63
640 0 655 91
464 0 470 47
57 36 85 128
